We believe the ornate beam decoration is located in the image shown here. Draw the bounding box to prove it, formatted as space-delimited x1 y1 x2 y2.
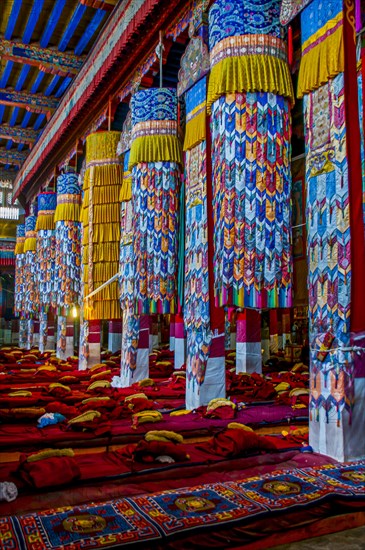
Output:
80 0 117 11
0 39 84 77
0 89 59 117
0 148 29 166
0 169 17 185
0 124 39 145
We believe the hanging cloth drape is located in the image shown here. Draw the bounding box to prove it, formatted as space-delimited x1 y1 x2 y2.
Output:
23 213 38 318
36 192 57 312
208 0 293 309
81 131 122 320
129 88 182 314
54 169 81 314
14 223 25 317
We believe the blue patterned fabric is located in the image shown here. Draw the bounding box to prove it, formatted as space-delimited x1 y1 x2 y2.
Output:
25 215 36 233
16 224 25 238
37 192 57 212
301 0 342 44
209 0 281 50
57 171 80 196
131 88 178 124
186 78 206 116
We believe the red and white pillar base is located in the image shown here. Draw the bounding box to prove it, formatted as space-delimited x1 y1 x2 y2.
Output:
149 315 159 352
108 320 122 353
174 313 185 370
169 314 175 351
269 310 279 354
26 319 34 350
236 310 262 374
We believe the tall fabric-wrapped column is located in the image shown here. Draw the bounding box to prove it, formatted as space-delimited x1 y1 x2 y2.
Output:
129 88 182 315
55 169 81 359
24 212 38 349
117 115 145 387
81 131 122 322
36 192 56 353
183 73 226 407
14 224 26 348
298 0 365 461
208 0 294 309
81 132 122 366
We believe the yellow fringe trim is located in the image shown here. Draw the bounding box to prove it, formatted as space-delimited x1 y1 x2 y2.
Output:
84 299 121 321
119 176 132 202
27 449 74 462
83 185 121 207
82 223 120 244
207 55 294 114
15 242 24 255
86 131 121 163
83 165 122 192
297 14 344 97
183 109 206 151
83 262 119 283
24 238 37 252
82 242 120 263
54 202 81 223
36 214 55 232
129 135 183 169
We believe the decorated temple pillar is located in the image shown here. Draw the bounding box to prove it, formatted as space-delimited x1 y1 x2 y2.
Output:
236 310 262 374
293 0 365 460
54 168 82 361
88 320 101 367
14 224 26 347
32 320 40 349
174 313 186 370
149 315 159 352
208 0 294 371
24 210 38 349
56 315 74 360
39 312 48 353
169 314 175 351
136 315 149 380
46 312 55 350
179 14 226 408
26 318 34 350
36 192 57 354
116 115 144 386
81 131 122 367
11 319 19 345
269 310 279 354
281 308 291 347
108 320 123 352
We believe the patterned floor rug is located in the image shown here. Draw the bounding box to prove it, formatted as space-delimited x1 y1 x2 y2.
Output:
2 461 364 549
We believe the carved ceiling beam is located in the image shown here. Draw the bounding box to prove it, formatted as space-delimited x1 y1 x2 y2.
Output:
0 148 29 166
79 0 117 11
0 89 59 119
0 39 84 77
0 124 39 145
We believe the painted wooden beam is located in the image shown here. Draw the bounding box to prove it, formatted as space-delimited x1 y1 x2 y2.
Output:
0 124 39 144
0 39 84 77
0 148 29 166
0 89 59 116
79 0 117 11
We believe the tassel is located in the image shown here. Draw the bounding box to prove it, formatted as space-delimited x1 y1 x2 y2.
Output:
288 25 293 69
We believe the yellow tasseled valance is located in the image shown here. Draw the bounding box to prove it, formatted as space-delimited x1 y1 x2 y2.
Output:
297 12 344 98
54 202 81 223
82 242 120 263
183 108 206 151
15 239 25 255
35 213 55 232
85 131 121 164
207 55 294 114
120 174 132 202
129 135 183 169
24 238 37 252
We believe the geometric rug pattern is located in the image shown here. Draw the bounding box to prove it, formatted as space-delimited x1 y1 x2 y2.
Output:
2 461 365 549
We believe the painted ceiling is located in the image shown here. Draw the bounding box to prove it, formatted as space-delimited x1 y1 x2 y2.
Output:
0 0 117 184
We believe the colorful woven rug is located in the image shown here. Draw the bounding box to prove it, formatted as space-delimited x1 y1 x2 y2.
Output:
3 461 365 549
